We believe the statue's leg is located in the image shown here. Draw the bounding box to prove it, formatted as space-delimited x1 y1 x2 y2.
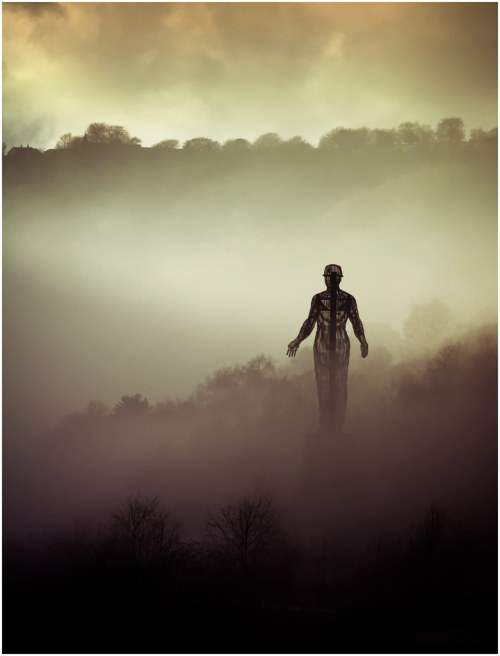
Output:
315 339 350 433
331 341 350 430
332 362 348 429
314 347 329 430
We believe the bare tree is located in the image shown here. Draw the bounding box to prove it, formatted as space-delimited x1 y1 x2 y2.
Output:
110 495 180 566
206 494 279 579
408 505 445 571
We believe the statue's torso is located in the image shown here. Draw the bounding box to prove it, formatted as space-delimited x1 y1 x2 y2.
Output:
314 289 353 352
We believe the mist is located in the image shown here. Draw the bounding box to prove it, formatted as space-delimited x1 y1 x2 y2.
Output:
4 128 497 652
4 313 497 651
4 323 497 538
4 132 497 427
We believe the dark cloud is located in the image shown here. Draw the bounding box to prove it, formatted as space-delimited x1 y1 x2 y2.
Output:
3 2 65 16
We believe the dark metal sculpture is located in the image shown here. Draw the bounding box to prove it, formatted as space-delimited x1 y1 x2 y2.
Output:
287 264 368 433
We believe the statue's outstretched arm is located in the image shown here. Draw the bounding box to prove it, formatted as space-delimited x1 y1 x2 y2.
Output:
287 295 319 357
349 297 369 358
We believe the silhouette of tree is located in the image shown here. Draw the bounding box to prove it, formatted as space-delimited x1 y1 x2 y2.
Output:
436 117 465 143
183 137 221 152
15 116 493 161
113 393 150 416
222 138 252 152
110 495 180 566
409 505 444 561
284 136 313 151
370 128 397 148
84 122 108 143
397 122 435 146
55 133 76 149
318 127 370 150
416 123 435 145
105 125 124 143
397 122 420 146
469 127 497 144
206 494 279 579
424 343 462 394
151 139 179 149
252 132 283 150
196 356 278 406
83 122 141 146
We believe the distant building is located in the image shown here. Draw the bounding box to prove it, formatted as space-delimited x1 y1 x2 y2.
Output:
7 145 43 159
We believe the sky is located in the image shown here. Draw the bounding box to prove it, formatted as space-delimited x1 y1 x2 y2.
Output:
3 2 498 149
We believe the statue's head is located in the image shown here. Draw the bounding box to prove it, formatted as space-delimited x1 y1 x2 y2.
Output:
323 264 343 278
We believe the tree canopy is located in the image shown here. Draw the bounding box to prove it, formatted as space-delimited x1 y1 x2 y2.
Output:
43 116 496 156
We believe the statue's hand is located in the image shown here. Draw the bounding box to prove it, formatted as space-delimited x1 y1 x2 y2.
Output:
361 342 369 358
287 340 300 357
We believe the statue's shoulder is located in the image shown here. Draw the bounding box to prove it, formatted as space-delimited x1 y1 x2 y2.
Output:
341 290 356 304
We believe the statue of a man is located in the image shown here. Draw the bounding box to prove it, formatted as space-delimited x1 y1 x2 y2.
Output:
287 264 368 432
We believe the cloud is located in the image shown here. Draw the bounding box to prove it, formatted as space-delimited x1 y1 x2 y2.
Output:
4 2 65 16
